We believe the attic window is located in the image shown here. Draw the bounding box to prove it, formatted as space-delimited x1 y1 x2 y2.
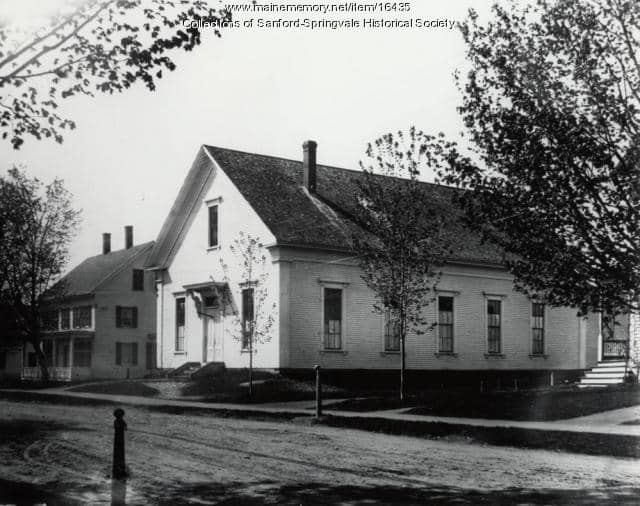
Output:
132 269 144 291
208 204 219 248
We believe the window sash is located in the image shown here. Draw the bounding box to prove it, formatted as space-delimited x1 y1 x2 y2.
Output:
241 288 255 350
175 298 185 351
73 339 92 367
531 303 545 355
323 288 342 350
438 297 454 353
132 269 144 291
42 310 59 331
117 306 137 328
60 308 70 329
384 311 400 351
487 300 501 354
72 306 92 329
208 205 218 247
117 342 138 366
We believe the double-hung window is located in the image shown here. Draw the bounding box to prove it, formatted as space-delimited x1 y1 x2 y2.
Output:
132 269 144 291
60 308 70 329
438 296 454 353
323 288 343 350
73 306 92 329
487 300 502 354
384 310 400 352
208 205 219 248
116 306 138 328
241 288 254 350
116 342 138 366
531 303 545 355
175 297 185 352
74 339 92 367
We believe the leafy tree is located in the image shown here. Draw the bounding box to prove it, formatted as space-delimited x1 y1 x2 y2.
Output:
439 0 640 317
353 128 452 401
0 168 81 380
0 0 229 149
220 232 275 397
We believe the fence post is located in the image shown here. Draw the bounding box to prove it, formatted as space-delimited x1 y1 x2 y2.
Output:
112 408 128 479
314 364 322 418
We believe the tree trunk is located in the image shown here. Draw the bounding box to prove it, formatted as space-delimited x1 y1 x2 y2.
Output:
32 340 50 381
248 337 253 397
400 335 406 402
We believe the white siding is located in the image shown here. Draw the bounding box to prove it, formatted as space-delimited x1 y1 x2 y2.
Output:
158 157 279 369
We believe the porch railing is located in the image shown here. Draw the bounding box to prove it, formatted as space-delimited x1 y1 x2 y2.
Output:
21 367 72 381
603 340 629 360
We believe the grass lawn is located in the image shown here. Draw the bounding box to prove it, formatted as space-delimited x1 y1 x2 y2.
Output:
329 384 640 421
178 369 351 403
69 380 160 397
67 370 352 404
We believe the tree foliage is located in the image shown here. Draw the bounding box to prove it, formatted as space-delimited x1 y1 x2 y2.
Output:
439 0 640 317
0 0 228 149
220 232 275 396
0 168 81 379
353 128 452 400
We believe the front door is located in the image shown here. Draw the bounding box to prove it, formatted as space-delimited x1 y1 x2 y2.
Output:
203 308 223 363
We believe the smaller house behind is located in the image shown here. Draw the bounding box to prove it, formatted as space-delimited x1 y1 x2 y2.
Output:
20 227 157 381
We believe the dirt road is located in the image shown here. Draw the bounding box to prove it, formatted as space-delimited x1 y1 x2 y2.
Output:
0 399 638 504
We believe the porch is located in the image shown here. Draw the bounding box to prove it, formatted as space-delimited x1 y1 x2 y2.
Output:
21 332 94 382
21 366 73 381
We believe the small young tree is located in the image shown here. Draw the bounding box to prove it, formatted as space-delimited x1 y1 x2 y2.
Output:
0 168 81 380
220 232 275 397
352 128 453 401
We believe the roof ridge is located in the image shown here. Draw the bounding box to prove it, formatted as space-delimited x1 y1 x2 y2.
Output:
203 144 452 190
92 241 155 292
78 240 155 263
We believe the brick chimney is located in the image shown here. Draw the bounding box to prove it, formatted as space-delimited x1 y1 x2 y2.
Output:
125 225 133 249
102 233 111 255
303 140 317 193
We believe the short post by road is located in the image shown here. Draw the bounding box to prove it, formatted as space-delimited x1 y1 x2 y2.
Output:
112 408 128 479
314 364 322 418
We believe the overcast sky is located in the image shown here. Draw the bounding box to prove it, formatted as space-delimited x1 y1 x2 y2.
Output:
1 0 492 271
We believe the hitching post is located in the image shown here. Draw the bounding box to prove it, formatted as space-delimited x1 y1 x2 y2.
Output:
314 364 322 418
112 408 127 479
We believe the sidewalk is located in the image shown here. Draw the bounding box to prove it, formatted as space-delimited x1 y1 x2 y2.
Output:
3 387 640 437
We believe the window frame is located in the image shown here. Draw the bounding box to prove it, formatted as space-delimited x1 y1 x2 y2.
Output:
321 284 345 351
41 309 59 332
72 306 92 329
60 308 70 330
485 298 503 355
175 296 186 352
115 342 138 366
208 203 219 248
437 296 455 354
531 302 545 356
132 269 145 291
382 309 401 352
73 339 92 367
241 287 255 351
116 306 138 328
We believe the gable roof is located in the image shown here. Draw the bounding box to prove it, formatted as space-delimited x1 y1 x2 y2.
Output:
48 241 154 299
146 145 503 269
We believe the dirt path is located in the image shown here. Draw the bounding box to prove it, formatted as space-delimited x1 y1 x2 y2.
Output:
1 400 639 504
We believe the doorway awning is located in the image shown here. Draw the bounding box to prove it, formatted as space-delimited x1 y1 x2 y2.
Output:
183 281 236 314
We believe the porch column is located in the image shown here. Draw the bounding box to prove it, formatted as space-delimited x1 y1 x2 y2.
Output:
578 315 587 369
69 337 74 368
52 339 57 368
597 312 602 362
